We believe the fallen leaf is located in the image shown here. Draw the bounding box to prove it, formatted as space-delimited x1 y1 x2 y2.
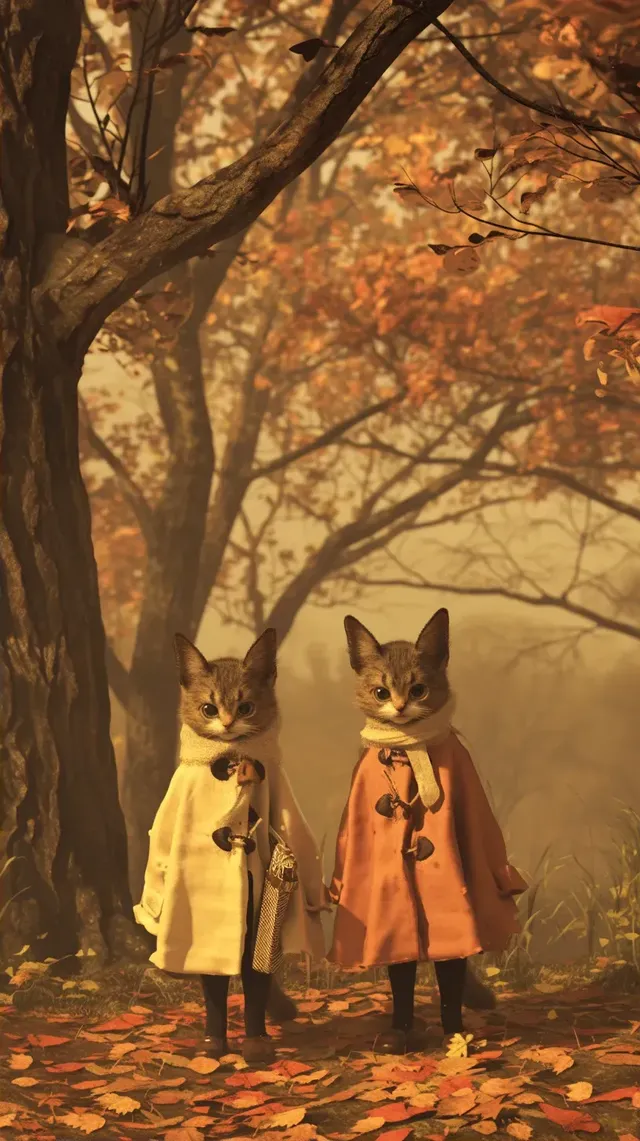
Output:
519 1047 574 1074
11 1076 38 1087
276 1060 313 1078
445 1032 476 1058
352 1119 386 1134
377 1130 413 1141
480 1078 524 1097
58 1112 106 1134
292 1068 329 1084
109 1042 138 1059
438 1088 477 1116
95 1093 141 1114
164 1130 203 1141
27 1033 70 1047
126 1115 185 1131
0 1116 16 1130
8 1054 33 1070
150 1090 188 1105
46 1062 85 1072
93 1013 146 1032
261 1107 307 1130
158 1052 194 1069
475 1098 504 1120
587 1088 640 1104
188 1055 220 1075
472 1124 497 1136
506 1126 533 1140
437 1056 479 1076
408 1092 437 1110
540 1103 601 1133
183 1118 212 1129
567 1083 593 1102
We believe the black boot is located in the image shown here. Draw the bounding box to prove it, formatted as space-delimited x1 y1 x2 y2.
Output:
463 963 497 1010
267 976 298 1023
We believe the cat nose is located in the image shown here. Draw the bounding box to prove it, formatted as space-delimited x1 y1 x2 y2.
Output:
392 697 406 712
219 712 235 728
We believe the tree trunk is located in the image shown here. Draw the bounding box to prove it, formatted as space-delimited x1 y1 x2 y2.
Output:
0 0 133 960
121 265 215 897
0 349 134 961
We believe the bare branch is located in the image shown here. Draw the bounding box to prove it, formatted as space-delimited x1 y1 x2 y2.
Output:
345 572 640 642
250 388 408 480
434 18 640 144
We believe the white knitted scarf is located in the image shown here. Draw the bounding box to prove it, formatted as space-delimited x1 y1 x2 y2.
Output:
360 696 456 809
179 723 282 768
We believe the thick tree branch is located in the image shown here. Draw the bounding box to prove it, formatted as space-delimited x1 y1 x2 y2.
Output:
39 0 456 352
251 388 408 480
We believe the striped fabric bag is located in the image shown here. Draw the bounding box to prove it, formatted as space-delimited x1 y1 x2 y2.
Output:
252 832 299 974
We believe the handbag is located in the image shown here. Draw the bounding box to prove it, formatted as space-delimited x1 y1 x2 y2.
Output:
252 828 299 974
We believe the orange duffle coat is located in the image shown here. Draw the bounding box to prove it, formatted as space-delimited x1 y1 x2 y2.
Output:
328 732 527 967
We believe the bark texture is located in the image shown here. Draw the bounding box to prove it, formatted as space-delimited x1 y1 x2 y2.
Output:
40 0 456 351
0 0 132 958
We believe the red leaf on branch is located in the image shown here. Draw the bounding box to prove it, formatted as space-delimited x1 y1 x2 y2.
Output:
576 306 640 336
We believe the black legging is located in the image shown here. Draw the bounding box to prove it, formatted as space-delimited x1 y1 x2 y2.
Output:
201 872 271 1040
388 958 467 1034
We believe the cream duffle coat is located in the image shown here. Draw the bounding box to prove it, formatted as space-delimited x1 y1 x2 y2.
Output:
134 728 326 976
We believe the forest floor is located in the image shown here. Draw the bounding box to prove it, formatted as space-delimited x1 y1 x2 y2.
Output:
0 964 639 1141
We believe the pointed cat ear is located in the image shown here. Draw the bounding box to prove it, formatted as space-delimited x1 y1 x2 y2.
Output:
344 615 382 672
174 633 209 686
415 608 449 668
243 628 277 685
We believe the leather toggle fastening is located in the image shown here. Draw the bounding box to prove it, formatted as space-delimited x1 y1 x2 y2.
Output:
212 826 257 855
375 764 420 821
403 835 435 861
210 754 266 783
375 792 413 820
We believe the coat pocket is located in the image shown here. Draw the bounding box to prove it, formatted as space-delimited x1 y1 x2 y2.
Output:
142 889 164 921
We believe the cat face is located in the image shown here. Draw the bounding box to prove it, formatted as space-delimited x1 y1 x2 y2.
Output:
174 629 278 741
343 609 450 724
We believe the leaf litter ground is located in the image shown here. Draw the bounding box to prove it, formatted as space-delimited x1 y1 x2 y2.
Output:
1 977 639 1141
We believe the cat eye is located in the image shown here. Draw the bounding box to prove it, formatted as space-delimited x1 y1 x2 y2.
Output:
201 702 218 718
373 686 391 702
237 701 255 717
409 683 426 699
